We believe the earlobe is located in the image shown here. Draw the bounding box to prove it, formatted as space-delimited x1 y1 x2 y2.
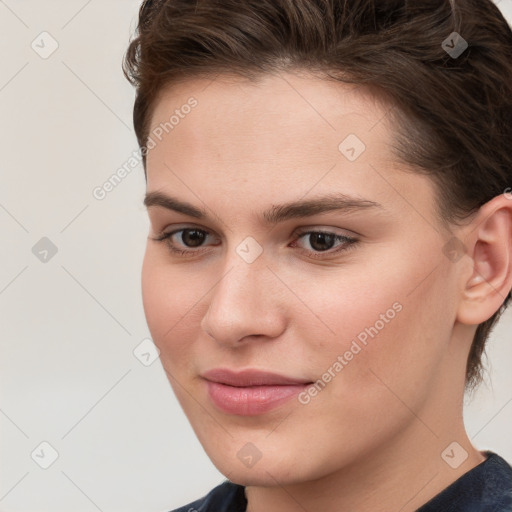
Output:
456 195 512 326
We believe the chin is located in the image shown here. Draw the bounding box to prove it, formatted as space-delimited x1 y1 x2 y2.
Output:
204 443 315 487
217 463 300 487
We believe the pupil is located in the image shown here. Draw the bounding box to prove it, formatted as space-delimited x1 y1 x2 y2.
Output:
310 233 335 251
183 229 205 247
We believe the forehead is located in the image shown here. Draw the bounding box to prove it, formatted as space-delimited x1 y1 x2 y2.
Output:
145 72 438 225
147 72 392 173
148 72 390 152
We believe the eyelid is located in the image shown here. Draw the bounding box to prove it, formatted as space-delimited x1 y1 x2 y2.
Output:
292 225 361 239
152 226 219 246
154 223 359 238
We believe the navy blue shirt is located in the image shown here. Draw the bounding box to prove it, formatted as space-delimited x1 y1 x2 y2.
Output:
169 451 512 511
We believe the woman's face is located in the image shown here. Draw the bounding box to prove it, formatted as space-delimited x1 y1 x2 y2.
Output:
142 72 466 485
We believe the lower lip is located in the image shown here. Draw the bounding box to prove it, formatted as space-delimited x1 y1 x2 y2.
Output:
205 380 310 416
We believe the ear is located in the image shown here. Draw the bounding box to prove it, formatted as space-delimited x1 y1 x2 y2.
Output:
456 193 512 325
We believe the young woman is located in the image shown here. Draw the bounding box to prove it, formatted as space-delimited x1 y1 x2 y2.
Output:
123 0 512 510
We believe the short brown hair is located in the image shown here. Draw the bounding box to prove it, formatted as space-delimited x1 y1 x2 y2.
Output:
123 0 512 390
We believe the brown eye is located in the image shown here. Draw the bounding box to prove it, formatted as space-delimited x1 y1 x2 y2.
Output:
152 227 220 257
179 229 207 247
306 232 337 252
291 229 358 259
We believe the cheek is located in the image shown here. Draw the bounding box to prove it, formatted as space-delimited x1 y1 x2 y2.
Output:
279 262 454 467
141 248 203 360
290 244 455 396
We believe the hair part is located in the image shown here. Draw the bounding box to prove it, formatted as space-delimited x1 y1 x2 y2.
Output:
123 0 512 391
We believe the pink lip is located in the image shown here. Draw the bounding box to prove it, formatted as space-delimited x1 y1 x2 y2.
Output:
201 368 313 416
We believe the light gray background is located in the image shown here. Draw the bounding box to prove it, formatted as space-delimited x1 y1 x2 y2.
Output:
0 1 511 511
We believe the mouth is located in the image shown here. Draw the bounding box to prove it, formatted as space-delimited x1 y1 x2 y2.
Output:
201 368 314 416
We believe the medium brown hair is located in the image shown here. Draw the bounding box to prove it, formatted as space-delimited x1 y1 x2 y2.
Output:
123 0 512 390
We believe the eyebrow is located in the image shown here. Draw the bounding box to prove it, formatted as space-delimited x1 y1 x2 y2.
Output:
143 190 383 225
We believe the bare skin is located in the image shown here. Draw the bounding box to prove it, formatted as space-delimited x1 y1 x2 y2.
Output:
141 71 512 512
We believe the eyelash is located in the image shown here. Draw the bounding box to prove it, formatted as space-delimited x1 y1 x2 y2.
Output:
151 227 359 259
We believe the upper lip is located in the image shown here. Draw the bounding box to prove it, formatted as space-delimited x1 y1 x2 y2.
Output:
201 368 312 387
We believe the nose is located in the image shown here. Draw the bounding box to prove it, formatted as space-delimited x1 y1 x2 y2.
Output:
200 253 286 347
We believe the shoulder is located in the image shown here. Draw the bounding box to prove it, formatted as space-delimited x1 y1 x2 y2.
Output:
418 451 512 512
168 480 247 512
481 453 512 511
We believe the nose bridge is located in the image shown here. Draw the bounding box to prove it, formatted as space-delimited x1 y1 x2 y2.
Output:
201 243 284 344
215 234 271 303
